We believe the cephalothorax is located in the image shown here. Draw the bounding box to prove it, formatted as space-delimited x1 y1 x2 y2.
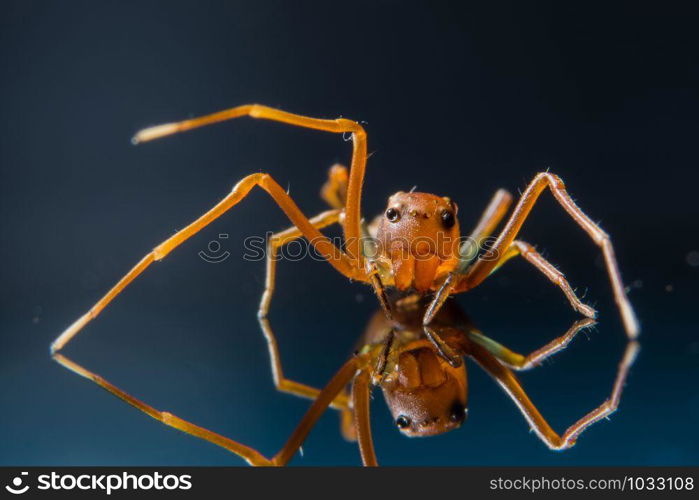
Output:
51 105 639 465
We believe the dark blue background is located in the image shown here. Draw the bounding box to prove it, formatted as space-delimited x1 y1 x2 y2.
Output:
1 1 697 465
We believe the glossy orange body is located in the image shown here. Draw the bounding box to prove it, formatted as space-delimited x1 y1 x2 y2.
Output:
375 192 460 292
361 295 470 437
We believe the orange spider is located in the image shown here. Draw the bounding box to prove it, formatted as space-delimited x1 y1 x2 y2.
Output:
51 105 639 466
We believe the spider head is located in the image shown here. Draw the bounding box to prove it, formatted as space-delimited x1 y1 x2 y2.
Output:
376 192 460 292
381 346 468 437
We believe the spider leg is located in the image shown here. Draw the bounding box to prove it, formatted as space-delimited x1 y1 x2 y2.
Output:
467 318 596 371
352 369 378 466
421 274 461 366
320 163 349 210
424 323 463 368
421 189 513 364
458 188 513 269
258 208 352 413
459 173 638 338
487 240 597 318
257 164 376 441
322 164 394 319
52 353 360 465
133 104 368 268
468 340 639 450
51 172 367 354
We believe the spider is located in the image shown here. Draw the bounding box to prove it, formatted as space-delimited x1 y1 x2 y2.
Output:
51 105 640 466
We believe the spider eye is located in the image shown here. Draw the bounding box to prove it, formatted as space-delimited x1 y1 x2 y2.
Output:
386 207 401 222
395 415 411 429
449 402 467 423
441 210 455 229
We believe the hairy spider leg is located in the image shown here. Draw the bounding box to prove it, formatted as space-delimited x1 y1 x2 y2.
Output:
461 172 638 338
467 317 597 370
468 339 639 450
133 104 369 269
